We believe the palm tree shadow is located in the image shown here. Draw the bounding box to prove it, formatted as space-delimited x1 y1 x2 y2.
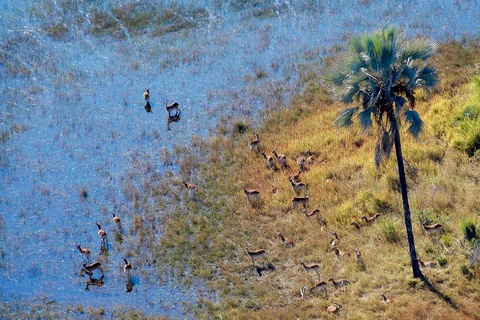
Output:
420 275 457 310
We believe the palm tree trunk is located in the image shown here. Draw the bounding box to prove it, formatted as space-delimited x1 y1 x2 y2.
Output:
393 123 423 278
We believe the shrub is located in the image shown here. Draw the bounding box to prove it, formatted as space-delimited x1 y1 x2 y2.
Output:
379 218 400 243
461 219 478 241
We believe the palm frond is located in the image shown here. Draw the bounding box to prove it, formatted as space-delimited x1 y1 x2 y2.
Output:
334 107 359 127
358 107 373 129
381 126 394 160
394 95 407 114
404 110 424 138
400 38 438 62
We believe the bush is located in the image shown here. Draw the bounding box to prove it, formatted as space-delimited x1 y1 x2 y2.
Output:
379 218 400 243
461 219 478 241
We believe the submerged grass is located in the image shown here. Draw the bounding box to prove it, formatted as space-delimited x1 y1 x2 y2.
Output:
155 39 480 319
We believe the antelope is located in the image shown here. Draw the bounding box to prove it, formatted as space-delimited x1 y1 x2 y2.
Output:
306 149 317 163
272 149 287 168
288 176 307 195
85 273 104 291
380 292 391 303
300 286 307 299
421 223 444 235
143 88 150 101
248 132 260 152
305 208 320 218
80 261 103 277
331 246 351 258
96 222 107 245
418 258 437 268
292 170 302 183
326 303 342 314
331 232 340 248
354 249 362 263
300 261 320 277
328 277 350 292
319 217 328 228
246 247 267 265
123 257 132 276
112 213 122 231
277 227 295 247
165 101 181 117
350 220 360 230
144 100 152 113
183 180 196 190
362 213 381 225
261 151 275 169
296 155 306 172
243 187 261 205
291 196 309 210
309 281 328 297
76 244 91 263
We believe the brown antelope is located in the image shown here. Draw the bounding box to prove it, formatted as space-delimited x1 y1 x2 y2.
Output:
165 101 181 117
350 220 361 230
362 213 381 225
331 232 340 248
291 196 309 210
331 246 351 258
183 180 196 190
76 244 91 263
319 217 328 228
143 88 150 101
418 258 437 268
328 277 350 292
277 227 295 247
421 223 444 236
144 100 152 113
296 155 306 171
306 149 317 163
80 261 103 277
326 303 342 314
123 257 133 276
309 281 328 297
272 150 287 168
288 176 307 195
300 261 320 277
246 247 267 265
248 132 260 152
380 292 391 303
354 249 362 263
85 273 104 291
261 151 275 169
243 187 261 206
112 213 122 231
305 208 320 218
96 222 107 245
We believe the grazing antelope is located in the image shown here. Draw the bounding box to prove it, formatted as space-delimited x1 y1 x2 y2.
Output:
331 232 340 248
309 281 328 297
350 220 360 230
296 155 306 172
331 246 351 258
183 180 196 190
96 222 107 245
305 208 320 218
112 213 122 231
326 303 342 314
143 88 150 101
261 151 275 169
380 292 391 303
272 150 287 168
328 277 350 292
362 213 381 225
165 101 181 117
144 100 152 113
76 244 91 263
421 223 444 236
300 261 320 277
289 176 307 195
291 196 309 210
123 257 132 276
277 227 295 247
248 132 260 152
243 187 261 206
246 247 267 265
85 273 104 291
80 261 103 277
418 258 437 268
354 249 362 263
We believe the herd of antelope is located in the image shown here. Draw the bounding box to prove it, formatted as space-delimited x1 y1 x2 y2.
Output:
76 214 134 292
242 131 444 312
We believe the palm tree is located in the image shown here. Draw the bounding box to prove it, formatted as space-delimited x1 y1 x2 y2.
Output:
326 26 438 278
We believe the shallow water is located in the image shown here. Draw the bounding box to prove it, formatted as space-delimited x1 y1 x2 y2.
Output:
0 0 479 318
